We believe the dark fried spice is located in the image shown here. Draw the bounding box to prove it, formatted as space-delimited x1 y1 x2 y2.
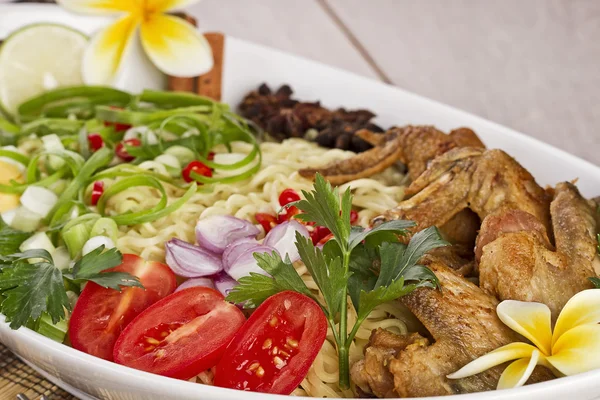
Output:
238 84 384 152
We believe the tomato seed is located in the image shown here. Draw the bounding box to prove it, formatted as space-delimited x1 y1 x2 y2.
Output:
269 316 278 327
286 338 299 348
256 366 265 377
146 337 160 345
273 356 285 369
272 346 278 355
248 362 260 372
263 339 272 349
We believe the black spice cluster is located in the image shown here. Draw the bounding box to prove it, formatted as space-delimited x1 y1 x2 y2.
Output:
238 84 384 152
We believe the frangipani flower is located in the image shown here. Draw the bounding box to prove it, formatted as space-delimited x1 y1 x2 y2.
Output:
57 0 213 84
447 289 600 389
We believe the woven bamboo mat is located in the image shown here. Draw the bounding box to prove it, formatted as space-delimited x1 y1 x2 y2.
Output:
0 343 76 400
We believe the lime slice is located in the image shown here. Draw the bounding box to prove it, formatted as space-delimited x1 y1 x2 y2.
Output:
0 23 87 118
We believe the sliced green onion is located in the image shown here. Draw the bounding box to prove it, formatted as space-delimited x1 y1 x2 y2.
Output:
10 206 43 232
164 145 195 165
139 89 217 109
97 175 196 225
63 222 92 258
48 147 113 226
35 313 68 343
95 105 213 126
20 118 85 136
89 217 119 243
18 86 133 122
0 149 29 167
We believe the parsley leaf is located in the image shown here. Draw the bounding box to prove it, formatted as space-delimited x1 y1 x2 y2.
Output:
348 220 415 250
223 173 446 389
1 245 142 330
0 258 70 329
590 277 600 288
227 251 314 307
64 246 142 290
294 174 352 246
375 226 447 289
295 233 349 316
0 218 31 256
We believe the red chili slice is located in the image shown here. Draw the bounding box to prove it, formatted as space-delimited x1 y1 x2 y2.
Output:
87 134 104 152
113 287 246 380
214 291 327 394
310 225 331 245
182 160 212 183
350 210 359 225
90 181 104 206
255 213 278 234
115 138 141 162
278 188 300 207
277 206 300 224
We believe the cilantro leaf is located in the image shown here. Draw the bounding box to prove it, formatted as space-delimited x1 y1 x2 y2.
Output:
65 246 142 290
375 226 447 289
347 245 379 310
294 174 351 246
0 218 31 256
226 250 314 308
0 260 70 329
348 220 415 250
295 233 349 316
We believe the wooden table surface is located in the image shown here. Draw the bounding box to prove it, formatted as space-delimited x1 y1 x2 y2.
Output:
190 0 600 166
1 1 599 399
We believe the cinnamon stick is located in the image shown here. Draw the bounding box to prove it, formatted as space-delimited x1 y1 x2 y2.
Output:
166 14 225 101
195 32 225 101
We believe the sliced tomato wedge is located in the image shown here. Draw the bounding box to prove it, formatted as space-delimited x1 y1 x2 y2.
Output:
69 254 176 361
113 287 246 380
214 291 327 394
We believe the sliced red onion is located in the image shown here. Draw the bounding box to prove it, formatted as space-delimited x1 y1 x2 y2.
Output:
195 215 260 254
222 237 260 268
165 238 222 278
214 273 239 297
225 245 277 281
263 220 309 263
175 277 216 292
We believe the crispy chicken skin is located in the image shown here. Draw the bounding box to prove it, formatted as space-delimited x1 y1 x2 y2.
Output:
351 261 553 397
298 125 485 185
478 182 597 318
377 147 552 238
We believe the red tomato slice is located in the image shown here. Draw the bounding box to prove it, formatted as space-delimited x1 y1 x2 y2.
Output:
69 254 176 361
214 291 327 394
182 160 212 183
113 287 246 380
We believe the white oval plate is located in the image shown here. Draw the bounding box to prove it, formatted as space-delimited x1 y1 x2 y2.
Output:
1 4 599 400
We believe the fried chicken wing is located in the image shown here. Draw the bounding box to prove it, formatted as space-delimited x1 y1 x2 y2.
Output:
478 182 597 318
377 147 552 237
299 125 485 185
351 261 553 397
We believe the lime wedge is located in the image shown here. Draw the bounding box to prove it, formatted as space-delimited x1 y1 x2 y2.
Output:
0 24 87 118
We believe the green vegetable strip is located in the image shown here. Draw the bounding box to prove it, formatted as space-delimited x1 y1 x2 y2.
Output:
48 147 113 226
20 118 85 136
18 86 132 121
95 105 213 126
0 169 66 194
139 89 216 109
97 175 196 225
25 150 84 184
0 149 29 166
89 164 191 189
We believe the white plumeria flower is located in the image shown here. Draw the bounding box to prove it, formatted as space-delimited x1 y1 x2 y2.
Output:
57 0 213 84
447 289 600 389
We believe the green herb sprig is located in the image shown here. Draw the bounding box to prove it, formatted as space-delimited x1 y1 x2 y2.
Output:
0 246 142 330
228 173 448 388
